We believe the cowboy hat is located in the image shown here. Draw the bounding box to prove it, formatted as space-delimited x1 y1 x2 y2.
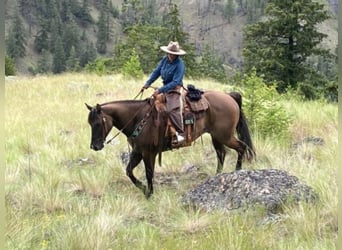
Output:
160 41 186 55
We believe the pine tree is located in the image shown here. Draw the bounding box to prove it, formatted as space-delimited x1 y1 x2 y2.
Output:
162 4 199 77
96 8 107 54
243 0 330 92
222 0 235 23
6 9 27 60
52 36 66 73
199 45 227 82
78 0 93 26
37 49 51 73
66 46 80 72
62 16 80 58
34 19 49 53
122 48 144 79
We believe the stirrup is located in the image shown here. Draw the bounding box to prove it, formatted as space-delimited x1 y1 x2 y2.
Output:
176 132 184 143
172 132 184 144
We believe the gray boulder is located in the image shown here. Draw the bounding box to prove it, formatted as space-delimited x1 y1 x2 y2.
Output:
182 169 318 214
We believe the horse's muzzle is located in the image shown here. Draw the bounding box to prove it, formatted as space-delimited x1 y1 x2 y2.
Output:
90 143 104 151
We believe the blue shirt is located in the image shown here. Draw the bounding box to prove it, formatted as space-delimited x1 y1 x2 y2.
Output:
144 56 185 93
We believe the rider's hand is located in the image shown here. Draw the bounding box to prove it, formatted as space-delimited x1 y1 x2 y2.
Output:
140 85 148 92
153 89 159 97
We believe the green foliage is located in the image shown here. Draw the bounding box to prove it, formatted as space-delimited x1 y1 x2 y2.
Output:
121 49 144 79
36 49 52 74
62 16 80 59
221 0 235 22
96 9 107 54
66 46 81 72
76 0 93 26
79 40 97 67
5 55 16 76
113 24 168 73
6 9 27 60
243 0 331 94
85 58 114 75
241 69 292 141
198 45 227 82
52 36 66 73
34 20 50 53
161 4 199 78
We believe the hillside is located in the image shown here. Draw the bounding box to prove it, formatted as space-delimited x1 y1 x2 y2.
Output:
5 0 338 75
5 74 338 249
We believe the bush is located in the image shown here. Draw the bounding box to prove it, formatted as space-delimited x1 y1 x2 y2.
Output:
240 68 292 142
121 49 144 79
85 58 114 75
5 55 16 76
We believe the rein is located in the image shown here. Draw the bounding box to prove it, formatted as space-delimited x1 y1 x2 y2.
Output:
105 97 154 144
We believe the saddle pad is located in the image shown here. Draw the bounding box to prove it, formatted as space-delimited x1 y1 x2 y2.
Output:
186 96 209 112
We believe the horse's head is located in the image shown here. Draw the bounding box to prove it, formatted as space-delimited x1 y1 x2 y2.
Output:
85 103 113 151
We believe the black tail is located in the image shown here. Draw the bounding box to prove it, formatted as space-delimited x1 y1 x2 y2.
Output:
229 92 256 161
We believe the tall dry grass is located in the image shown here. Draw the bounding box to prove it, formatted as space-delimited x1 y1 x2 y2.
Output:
5 73 337 249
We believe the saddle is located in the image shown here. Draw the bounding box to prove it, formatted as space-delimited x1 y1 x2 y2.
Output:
153 84 209 149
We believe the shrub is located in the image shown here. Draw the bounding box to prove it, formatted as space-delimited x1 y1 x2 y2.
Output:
5 55 16 76
85 58 114 75
241 68 292 142
121 49 144 79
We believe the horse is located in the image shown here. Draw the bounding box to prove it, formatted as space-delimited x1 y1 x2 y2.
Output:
85 90 255 198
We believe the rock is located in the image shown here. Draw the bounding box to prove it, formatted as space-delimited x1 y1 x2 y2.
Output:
181 169 318 214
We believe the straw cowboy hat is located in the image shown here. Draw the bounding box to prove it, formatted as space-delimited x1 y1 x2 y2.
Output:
160 41 186 55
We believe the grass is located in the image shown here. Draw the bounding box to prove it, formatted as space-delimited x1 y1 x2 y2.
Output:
5 73 337 249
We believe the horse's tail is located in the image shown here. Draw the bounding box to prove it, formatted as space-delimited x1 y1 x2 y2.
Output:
229 92 256 161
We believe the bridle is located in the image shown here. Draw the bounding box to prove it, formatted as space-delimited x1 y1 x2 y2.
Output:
101 115 109 139
104 99 155 144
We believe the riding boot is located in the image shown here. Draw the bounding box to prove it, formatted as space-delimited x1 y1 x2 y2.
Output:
168 121 185 145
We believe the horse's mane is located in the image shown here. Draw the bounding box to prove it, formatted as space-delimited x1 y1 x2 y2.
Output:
100 98 150 106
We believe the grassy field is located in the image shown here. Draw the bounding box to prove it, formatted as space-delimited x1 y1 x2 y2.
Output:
5 73 337 249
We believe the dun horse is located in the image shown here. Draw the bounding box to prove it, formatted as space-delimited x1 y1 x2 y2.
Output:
86 90 255 198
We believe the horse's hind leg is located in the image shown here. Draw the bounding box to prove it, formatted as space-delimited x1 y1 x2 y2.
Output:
211 138 226 174
126 151 146 192
226 137 246 171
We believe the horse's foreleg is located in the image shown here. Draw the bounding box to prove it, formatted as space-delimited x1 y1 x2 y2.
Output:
211 138 226 174
142 152 157 199
126 152 146 192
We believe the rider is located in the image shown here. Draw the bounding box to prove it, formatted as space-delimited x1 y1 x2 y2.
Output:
141 41 186 144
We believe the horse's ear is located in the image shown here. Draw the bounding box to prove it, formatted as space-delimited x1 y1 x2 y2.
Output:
96 104 102 114
85 103 92 111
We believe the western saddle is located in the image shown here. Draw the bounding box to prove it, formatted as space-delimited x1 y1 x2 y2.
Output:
153 85 208 149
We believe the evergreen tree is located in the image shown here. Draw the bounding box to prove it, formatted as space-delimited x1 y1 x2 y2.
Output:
96 8 108 54
37 49 51 73
6 9 27 60
62 16 80 58
199 45 227 82
162 4 199 77
121 0 144 27
66 46 80 72
243 0 330 92
77 0 93 26
52 36 66 73
122 48 144 79
80 41 97 67
48 17 63 53
222 0 235 23
34 19 49 53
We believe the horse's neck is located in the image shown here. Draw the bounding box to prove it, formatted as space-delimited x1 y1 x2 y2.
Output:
102 101 147 131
